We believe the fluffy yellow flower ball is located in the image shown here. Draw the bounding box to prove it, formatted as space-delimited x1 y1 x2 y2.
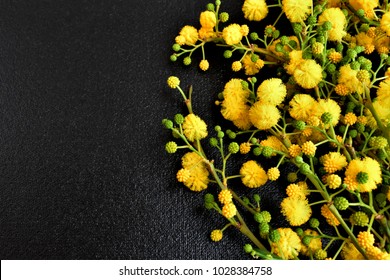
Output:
293 59 323 89
318 8 347 41
200 11 216 29
282 0 312 23
344 157 382 192
320 152 348 174
182 113 208 142
257 78 287 106
181 152 209 192
281 197 312 226
178 25 199 45
242 0 268 21
316 99 342 127
222 24 243 45
210 229 223 242
271 228 302 259
289 94 317 122
249 102 281 130
240 160 268 188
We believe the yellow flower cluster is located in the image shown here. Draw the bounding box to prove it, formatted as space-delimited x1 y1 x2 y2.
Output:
165 0 390 261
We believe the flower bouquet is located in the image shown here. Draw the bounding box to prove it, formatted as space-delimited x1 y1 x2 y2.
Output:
163 0 390 260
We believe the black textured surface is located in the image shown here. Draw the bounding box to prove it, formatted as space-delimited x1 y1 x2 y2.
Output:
0 0 287 259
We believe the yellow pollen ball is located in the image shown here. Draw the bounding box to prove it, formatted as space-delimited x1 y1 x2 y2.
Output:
218 189 233 204
357 231 375 249
222 203 237 218
301 141 316 157
240 142 251 154
176 168 190 183
267 167 280 181
210 229 223 242
288 144 301 158
242 0 269 21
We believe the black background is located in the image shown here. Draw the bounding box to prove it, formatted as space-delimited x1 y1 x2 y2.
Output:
0 0 286 259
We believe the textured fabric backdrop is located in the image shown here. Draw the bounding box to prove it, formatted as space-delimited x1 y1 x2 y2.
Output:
0 0 293 259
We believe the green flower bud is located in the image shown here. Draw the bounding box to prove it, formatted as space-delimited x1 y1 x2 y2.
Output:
215 0 221 6
322 21 332 31
272 30 280 39
228 131 236 139
275 42 284 52
347 49 357 60
354 45 365 54
172 43 181 52
289 40 298 49
250 32 259 40
327 63 336 74
251 54 259 62
228 142 240 154
287 172 298 182
170 54 177 62
307 15 317 25
309 218 320 228
350 211 369 226
375 193 387 208
162 119 173 129
302 235 312 246
241 80 249 89
293 120 306 130
217 131 224 138
172 129 180 139
183 56 192 66
336 43 344 53
333 197 349 210
348 129 358 138
355 123 365 133
338 125 346 134
244 244 253 253
242 197 250 205
204 201 214 210
165 141 178 153
262 146 273 158
269 229 281 243
254 212 265 224
360 23 369 32
259 222 270 237
295 228 304 237
204 193 215 203
253 194 261 203
356 8 365 17
206 3 215 11
321 112 333 124
250 137 258 145
314 4 323 14
209 137 218 147
356 171 369 184
261 211 271 223
174 114 184 124
253 147 262 156
251 76 257 83
219 12 229 22
292 23 302 34
317 35 325 44
314 249 327 260
224 50 233 59
350 61 360 70
214 125 222 132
